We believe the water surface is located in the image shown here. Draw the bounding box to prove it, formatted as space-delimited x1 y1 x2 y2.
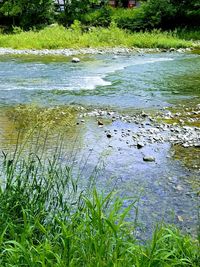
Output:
0 52 199 239
1 52 200 109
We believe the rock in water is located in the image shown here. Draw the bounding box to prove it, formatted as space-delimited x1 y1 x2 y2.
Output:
137 142 145 149
106 133 112 138
143 156 155 162
97 120 104 126
71 57 80 63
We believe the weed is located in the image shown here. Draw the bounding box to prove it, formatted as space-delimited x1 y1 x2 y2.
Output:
0 24 194 50
0 149 199 266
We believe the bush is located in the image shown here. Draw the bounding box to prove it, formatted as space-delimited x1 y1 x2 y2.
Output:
0 0 55 30
112 1 177 31
81 6 112 27
112 1 200 32
112 7 148 31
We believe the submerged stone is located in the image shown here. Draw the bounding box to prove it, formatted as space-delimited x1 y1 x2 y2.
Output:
143 156 155 162
137 142 145 149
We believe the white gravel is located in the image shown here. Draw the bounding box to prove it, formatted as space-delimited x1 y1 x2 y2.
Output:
0 47 192 56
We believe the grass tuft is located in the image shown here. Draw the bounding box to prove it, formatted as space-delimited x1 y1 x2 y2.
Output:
0 24 194 50
0 151 199 266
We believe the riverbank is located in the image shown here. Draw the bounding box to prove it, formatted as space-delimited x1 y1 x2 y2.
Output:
0 150 199 266
0 50 199 265
0 46 193 57
0 24 196 50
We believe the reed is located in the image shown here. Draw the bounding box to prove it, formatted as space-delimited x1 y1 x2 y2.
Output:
0 23 193 50
0 149 199 266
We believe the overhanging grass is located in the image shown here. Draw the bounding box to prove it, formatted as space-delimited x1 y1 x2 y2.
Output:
0 24 194 50
0 151 199 266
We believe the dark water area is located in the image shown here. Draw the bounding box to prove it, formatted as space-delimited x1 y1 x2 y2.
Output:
0 52 199 239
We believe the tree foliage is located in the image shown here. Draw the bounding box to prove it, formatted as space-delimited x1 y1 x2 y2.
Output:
141 0 200 29
0 0 55 29
58 0 103 25
0 0 199 30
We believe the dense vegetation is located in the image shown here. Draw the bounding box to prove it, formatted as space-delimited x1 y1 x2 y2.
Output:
0 23 193 49
0 151 199 266
0 0 199 31
0 1 199 266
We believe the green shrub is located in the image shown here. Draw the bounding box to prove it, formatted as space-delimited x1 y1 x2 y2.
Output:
112 7 148 31
0 0 55 30
176 28 200 41
81 6 112 27
112 1 200 32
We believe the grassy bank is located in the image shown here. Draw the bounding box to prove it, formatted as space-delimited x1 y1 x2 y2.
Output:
0 24 194 50
0 151 199 266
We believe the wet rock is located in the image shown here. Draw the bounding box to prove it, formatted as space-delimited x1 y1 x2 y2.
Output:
177 48 184 53
106 133 112 138
141 111 148 118
194 143 200 148
177 215 184 222
176 185 183 191
97 120 104 126
183 143 190 148
71 57 80 63
137 142 145 149
143 156 155 162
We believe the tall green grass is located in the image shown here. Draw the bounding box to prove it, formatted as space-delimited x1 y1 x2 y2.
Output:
0 23 193 50
0 150 199 266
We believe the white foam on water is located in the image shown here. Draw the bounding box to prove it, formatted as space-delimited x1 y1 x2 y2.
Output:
59 76 111 91
79 76 111 90
0 56 174 91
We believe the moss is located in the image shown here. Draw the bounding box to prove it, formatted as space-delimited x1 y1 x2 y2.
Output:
172 145 200 192
6 104 78 131
159 104 200 127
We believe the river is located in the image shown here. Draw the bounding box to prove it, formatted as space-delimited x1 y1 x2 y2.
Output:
0 51 199 239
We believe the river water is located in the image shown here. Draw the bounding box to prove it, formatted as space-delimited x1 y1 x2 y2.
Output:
0 52 199 238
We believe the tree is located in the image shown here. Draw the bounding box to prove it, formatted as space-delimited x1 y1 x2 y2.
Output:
139 0 200 29
0 0 55 29
57 0 103 25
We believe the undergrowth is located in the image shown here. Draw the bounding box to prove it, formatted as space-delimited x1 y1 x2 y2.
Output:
0 23 193 50
0 150 199 266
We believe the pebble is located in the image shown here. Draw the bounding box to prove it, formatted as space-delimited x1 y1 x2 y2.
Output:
0 47 193 57
143 156 155 162
80 106 199 148
106 133 112 138
97 120 104 126
137 142 145 149
71 57 80 63
177 215 184 222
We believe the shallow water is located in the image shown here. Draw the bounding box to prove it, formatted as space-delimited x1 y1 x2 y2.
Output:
0 52 199 239
0 52 200 109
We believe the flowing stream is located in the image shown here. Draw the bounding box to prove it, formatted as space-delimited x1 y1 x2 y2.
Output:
0 51 199 238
